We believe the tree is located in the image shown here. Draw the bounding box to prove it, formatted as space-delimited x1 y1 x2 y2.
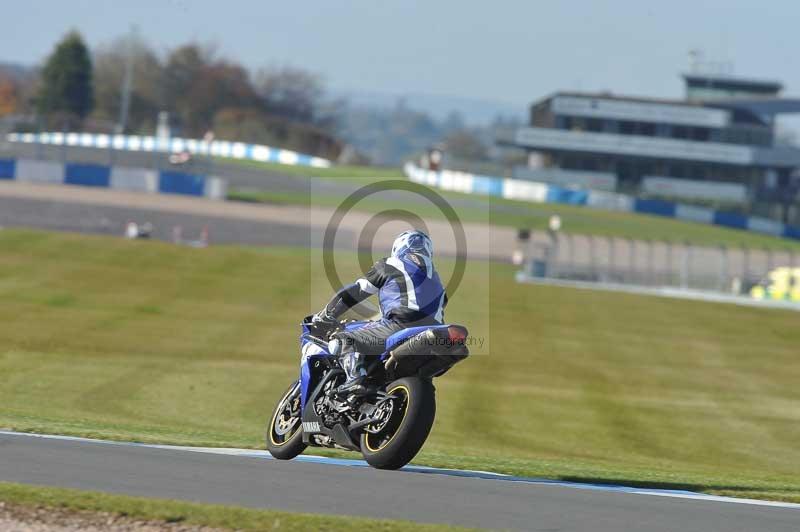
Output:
36 31 94 122
0 76 17 116
92 36 163 133
162 44 260 136
256 66 323 123
0 63 38 116
443 130 489 162
212 107 272 144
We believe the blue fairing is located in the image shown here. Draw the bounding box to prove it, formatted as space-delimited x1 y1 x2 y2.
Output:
300 352 332 409
299 357 315 409
298 320 452 408
299 320 331 409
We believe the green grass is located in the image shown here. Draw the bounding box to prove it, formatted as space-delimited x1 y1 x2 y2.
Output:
220 157 800 250
229 186 800 251
0 482 469 531
1 229 799 504
217 157 404 183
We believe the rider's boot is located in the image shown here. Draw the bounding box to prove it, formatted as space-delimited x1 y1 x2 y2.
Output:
337 349 369 396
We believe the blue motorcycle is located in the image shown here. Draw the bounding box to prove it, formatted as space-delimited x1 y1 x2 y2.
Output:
266 316 469 469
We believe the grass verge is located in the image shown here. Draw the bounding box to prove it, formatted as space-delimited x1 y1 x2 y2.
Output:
0 482 470 531
227 187 800 251
217 157 404 183
219 156 800 249
1 229 799 503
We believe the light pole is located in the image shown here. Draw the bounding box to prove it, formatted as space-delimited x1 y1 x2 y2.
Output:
116 25 137 134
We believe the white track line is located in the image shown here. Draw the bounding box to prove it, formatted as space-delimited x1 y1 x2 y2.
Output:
1 431 798 510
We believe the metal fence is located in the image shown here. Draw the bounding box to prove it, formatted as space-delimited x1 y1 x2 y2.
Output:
522 231 798 294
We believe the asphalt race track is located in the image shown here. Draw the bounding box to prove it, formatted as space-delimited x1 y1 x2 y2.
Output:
0 181 515 260
1 433 798 531
0 192 319 247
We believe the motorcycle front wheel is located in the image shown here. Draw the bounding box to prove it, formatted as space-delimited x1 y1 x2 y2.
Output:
266 380 307 460
360 377 436 470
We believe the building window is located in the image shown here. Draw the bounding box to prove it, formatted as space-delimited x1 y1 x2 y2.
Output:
673 126 689 139
639 122 656 136
619 121 636 135
586 118 604 132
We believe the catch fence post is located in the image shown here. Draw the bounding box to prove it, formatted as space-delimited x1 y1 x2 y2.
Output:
765 246 774 274
680 240 690 289
35 121 44 160
665 240 673 286
566 233 575 277
549 231 560 279
627 238 635 284
607 236 615 282
61 122 67 164
719 245 729 293
742 244 750 288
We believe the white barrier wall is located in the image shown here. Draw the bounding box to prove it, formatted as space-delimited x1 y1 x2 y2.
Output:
109 167 158 193
642 175 748 203
747 217 785 236
502 179 549 202
8 132 332 169
512 166 618 192
585 190 634 211
203 177 227 200
15 160 64 184
0 158 227 200
674 204 715 224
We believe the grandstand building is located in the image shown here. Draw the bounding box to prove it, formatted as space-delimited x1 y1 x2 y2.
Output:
497 73 800 220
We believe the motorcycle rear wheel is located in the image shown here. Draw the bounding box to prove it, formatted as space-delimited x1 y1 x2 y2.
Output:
360 377 436 470
266 380 307 460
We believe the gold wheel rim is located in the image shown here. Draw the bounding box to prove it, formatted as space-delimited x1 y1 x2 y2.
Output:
365 385 410 452
269 383 301 447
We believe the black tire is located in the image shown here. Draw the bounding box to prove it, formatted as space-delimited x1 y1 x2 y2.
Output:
266 380 307 460
360 377 436 470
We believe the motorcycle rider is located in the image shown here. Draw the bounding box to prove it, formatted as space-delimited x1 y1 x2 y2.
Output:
312 230 447 396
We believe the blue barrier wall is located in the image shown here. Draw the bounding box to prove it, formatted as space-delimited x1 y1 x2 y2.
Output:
713 211 749 230
472 175 504 197
634 198 676 218
547 187 588 205
64 163 110 187
0 158 224 199
158 171 206 196
0 159 15 180
404 163 800 242
783 225 800 240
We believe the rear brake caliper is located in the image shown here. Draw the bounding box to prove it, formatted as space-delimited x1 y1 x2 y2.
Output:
363 393 400 434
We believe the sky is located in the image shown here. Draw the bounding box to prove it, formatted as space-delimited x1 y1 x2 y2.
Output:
2 0 800 120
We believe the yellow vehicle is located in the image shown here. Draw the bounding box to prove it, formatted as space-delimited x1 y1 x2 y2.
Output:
750 267 800 302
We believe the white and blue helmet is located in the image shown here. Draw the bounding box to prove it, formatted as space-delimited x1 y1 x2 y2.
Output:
391 230 433 258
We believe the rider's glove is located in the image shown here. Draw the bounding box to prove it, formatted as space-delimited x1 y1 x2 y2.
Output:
312 310 335 325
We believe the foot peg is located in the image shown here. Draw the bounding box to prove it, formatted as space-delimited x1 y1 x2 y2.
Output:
336 376 371 397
